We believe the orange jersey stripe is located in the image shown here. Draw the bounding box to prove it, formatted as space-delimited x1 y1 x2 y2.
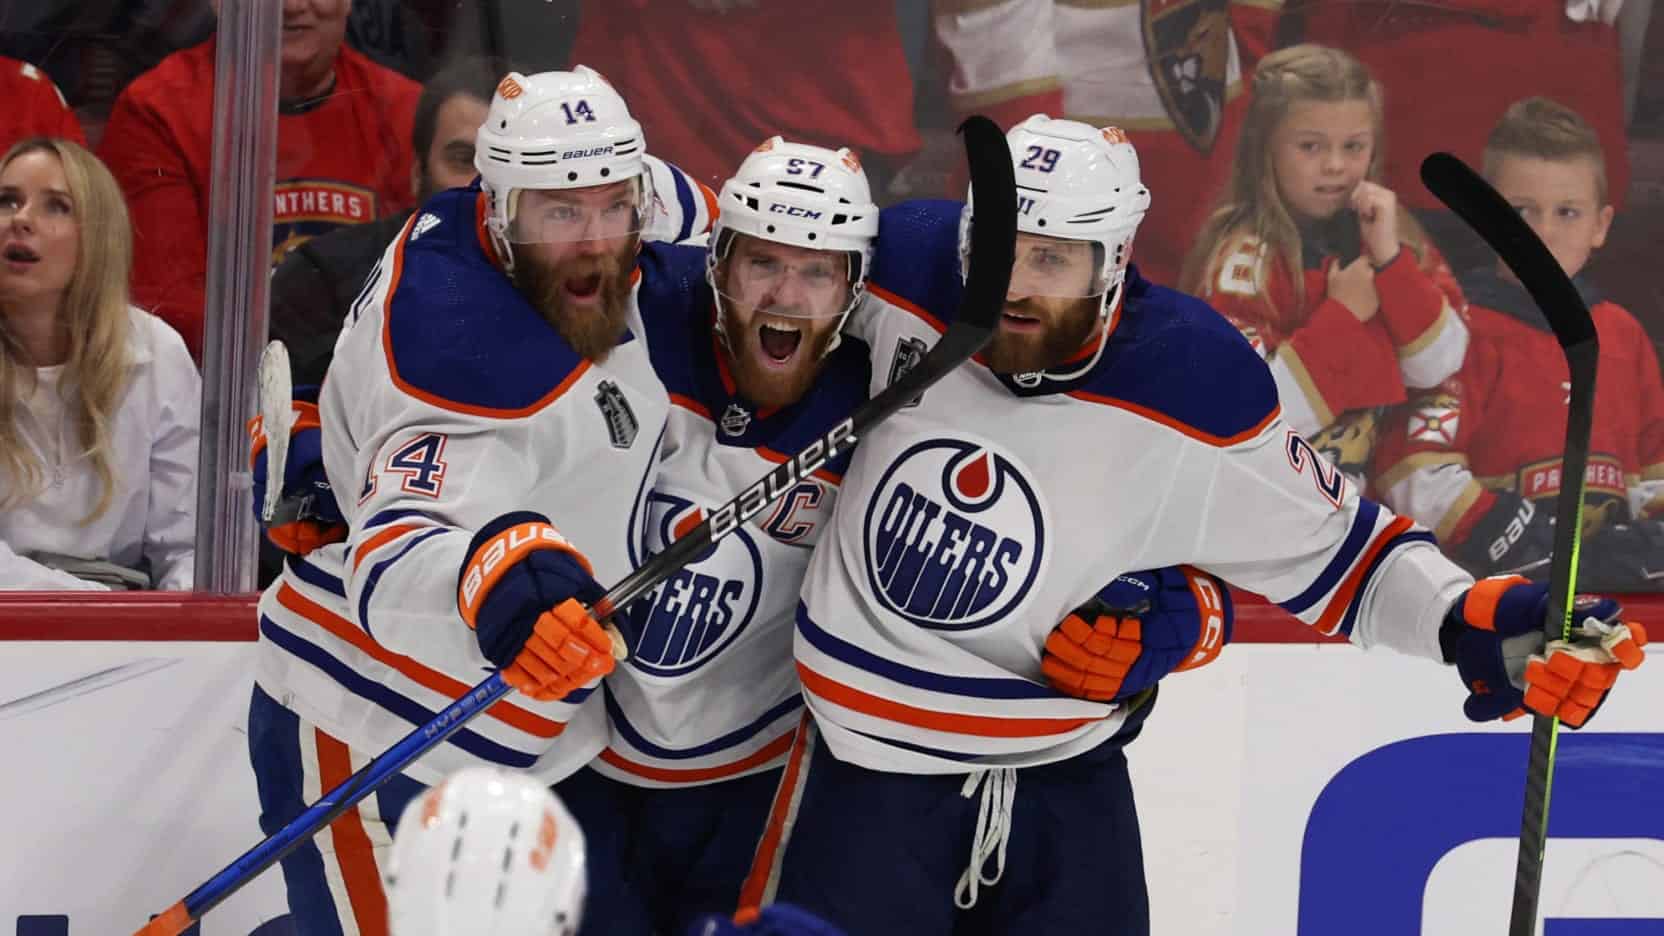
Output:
275 582 566 739
352 522 428 573
797 664 1100 738
867 283 948 334
670 392 712 420
598 729 794 785
1312 516 1417 636
314 730 391 934
1066 389 1280 448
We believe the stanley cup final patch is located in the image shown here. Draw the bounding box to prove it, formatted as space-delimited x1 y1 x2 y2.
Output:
1141 0 1232 153
595 380 639 449
889 336 929 408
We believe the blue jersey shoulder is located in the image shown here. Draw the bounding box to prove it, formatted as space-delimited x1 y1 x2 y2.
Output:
868 200 965 325
1083 269 1279 442
383 187 591 414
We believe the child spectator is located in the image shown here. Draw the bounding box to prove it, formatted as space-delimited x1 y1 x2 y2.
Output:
1179 44 1468 482
1373 98 1664 591
98 0 420 360
0 138 199 590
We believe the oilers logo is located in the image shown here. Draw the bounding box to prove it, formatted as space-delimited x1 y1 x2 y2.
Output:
629 492 764 676
863 438 1047 630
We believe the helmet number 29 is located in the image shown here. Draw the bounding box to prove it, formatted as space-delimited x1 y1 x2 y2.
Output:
1019 146 1061 173
560 100 598 125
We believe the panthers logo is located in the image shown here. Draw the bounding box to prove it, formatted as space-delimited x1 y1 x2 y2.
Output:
863 438 1049 631
1310 407 1382 483
1142 0 1232 152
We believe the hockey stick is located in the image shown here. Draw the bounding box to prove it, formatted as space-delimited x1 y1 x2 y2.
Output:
255 340 293 523
135 114 1016 936
1421 152 1599 936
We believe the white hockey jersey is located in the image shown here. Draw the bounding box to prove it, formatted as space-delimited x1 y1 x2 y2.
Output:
596 276 871 788
796 201 1474 774
253 183 709 784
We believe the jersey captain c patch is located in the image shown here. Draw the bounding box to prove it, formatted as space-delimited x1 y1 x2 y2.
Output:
862 437 1048 631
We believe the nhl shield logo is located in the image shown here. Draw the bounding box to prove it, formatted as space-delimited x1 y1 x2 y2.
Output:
720 402 753 437
1141 0 1232 153
594 380 639 449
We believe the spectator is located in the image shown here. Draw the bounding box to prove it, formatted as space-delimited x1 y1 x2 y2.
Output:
566 1 920 195
924 0 1282 284
1289 0 1633 272
1178 44 1469 484
0 56 88 153
1373 98 1664 591
98 0 420 360
268 54 506 386
0 138 199 591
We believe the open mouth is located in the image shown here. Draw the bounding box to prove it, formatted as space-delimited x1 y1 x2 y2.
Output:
2 244 40 264
1315 184 1350 197
1000 309 1042 331
758 321 803 365
564 273 602 301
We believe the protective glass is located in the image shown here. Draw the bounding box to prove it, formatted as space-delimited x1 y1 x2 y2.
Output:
714 243 853 320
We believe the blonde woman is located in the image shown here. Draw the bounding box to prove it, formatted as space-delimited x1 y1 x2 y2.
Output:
0 137 199 590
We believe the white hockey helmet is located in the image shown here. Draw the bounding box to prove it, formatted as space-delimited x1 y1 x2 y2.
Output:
707 137 879 331
474 67 654 253
386 766 587 936
964 114 1151 317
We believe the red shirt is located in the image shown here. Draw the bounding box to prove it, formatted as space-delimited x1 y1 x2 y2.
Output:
1374 276 1664 546
99 40 419 359
0 56 87 152
568 0 920 191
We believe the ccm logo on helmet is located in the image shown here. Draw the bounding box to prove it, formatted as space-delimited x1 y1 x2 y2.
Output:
769 203 823 220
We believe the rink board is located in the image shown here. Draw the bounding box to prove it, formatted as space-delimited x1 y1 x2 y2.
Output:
0 598 1659 935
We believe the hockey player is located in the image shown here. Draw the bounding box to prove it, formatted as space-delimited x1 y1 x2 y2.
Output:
1179 45 1468 483
554 137 878 934
246 67 711 935
1373 98 1664 593
384 765 848 936
735 114 1648 935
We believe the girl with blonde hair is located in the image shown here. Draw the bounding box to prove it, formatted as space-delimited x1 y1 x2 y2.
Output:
0 137 199 589
1179 44 1468 481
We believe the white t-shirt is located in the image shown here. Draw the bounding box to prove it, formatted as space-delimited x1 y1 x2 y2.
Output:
0 307 201 590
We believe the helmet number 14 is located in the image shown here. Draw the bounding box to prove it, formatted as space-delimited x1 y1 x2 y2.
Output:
560 100 598 125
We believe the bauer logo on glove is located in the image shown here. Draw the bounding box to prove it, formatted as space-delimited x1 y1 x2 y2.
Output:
1445 575 1648 728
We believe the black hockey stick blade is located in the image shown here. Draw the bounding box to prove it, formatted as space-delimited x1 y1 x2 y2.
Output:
1421 151 1600 936
596 114 1017 639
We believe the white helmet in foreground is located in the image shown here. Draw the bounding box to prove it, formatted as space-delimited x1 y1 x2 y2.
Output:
707 137 880 343
474 66 654 264
386 766 586 936
963 114 1151 320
